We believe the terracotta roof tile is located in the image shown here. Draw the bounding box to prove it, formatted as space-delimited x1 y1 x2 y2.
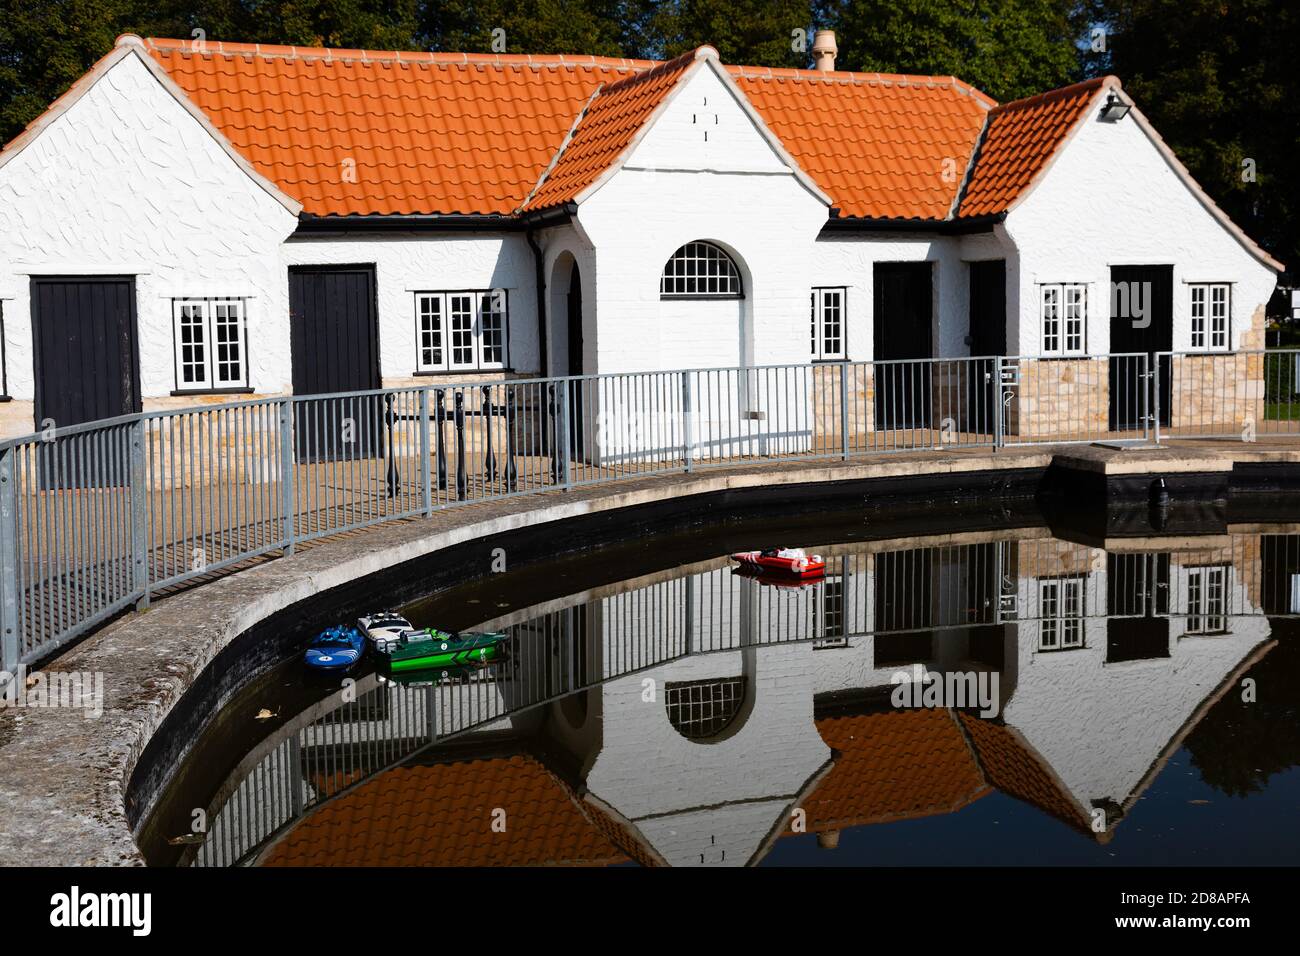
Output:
957 712 1092 833
957 77 1112 218
731 69 992 220
106 38 1124 225
524 49 701 211
262 753 629 866
802 710 989 830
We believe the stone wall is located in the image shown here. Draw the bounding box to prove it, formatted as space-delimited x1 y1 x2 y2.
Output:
1006 357 1110 441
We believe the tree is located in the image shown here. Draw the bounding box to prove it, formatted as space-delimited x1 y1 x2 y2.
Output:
651 0 816 66
820 0 1082 102
0 1 422 143
1081 0 1298 274
418 0 646 58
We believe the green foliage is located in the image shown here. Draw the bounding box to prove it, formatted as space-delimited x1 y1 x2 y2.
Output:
820 0 1081 102
651 0 815 66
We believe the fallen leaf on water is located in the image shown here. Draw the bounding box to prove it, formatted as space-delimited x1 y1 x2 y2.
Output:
167 834 204 846
1188 799 1211 805
254 708 279 721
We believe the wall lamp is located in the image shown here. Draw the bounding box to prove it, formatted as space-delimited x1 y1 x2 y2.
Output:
1100 91 1132 122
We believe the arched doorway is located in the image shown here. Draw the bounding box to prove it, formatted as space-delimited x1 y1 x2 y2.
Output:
567 265 583 378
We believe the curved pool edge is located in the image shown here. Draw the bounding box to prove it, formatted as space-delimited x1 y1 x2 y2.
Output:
1 443 1294 867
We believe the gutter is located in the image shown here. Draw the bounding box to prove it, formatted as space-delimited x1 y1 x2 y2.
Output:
526 228 549 376
819 212 1005 236
293 204 576 235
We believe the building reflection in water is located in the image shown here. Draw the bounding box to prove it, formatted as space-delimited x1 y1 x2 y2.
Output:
183 528 1299 867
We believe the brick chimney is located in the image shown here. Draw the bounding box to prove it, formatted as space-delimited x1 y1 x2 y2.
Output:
812 30 838 72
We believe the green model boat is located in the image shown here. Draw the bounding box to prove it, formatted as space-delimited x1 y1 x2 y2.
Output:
380 627 507 674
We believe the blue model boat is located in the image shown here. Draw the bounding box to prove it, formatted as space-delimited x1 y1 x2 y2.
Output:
303 625 366 671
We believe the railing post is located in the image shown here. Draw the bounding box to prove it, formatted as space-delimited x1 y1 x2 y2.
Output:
418 388 432 515
839 364 850 461
993 358 1005 450
680 372 695 472
279 400 296 556
130 420 150 610
454 390 468 500
1152 353 1162 445
552 382 571 489
0 445 20 674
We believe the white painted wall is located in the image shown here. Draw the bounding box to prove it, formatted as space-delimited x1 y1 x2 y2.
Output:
577 64 828 376
1007 109 1278 356
0 51 296 411
0 51 539 440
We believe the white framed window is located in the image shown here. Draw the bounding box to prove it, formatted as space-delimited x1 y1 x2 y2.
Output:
1040 283 1086 356
814 576 848 648
811 287 847 360
1189 283 1230 352
414 290 508 372
1038 576 1084 651
660 241 742 298
1186 565 1228 634
172 298 248 391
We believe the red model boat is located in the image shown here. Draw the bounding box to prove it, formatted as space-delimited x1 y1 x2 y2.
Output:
730 547 826 579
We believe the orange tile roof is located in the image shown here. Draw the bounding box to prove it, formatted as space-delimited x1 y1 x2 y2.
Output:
262 753 629 866
135 36 1007 221
732 68 993 220
958 76 1113 218
957 712 1093 834
524 50 701 211
96 38 1122 225
802 711 990 831
143 38 655 217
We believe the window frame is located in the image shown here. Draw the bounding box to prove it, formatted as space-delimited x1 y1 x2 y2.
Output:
659 241 744 300
1038 575 1086 652
811 287 848 361
1185 564 1230 635
413 289 510 374
1039 283 1087 357
171 297 250 394
1189 282 1231 352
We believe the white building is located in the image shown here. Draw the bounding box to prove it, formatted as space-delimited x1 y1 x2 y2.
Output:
0 33 1282 440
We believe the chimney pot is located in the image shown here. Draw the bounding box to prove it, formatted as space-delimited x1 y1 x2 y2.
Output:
812 30 838 72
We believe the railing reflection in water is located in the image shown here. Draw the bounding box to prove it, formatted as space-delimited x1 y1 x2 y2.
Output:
190 529 1300 866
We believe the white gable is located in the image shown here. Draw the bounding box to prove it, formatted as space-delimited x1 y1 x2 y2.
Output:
0 51 296 272
624 64 790 175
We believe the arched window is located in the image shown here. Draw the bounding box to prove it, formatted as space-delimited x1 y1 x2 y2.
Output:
660 241 742 298
665 677 746 740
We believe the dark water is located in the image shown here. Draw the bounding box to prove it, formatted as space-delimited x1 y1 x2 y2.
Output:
138 512 1300 867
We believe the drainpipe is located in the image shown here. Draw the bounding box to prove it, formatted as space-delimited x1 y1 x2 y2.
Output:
527 228 549 377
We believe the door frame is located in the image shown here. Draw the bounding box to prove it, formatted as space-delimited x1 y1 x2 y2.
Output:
287 263 381 397
1108 263 1173 430
30 274 141 430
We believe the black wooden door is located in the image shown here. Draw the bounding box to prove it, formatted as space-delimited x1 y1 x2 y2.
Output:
1106 552 1171 662
288 266 382 462
874 263 933 429
31 276 140 429
968 260 1006 435
1109 264 1173 431
566 267 584 457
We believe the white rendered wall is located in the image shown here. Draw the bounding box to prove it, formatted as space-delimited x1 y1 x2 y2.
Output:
577 65 828 376
1006 109 1278 356
0 51 297 415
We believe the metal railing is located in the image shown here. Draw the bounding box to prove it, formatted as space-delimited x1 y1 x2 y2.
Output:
2 350 1293 670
